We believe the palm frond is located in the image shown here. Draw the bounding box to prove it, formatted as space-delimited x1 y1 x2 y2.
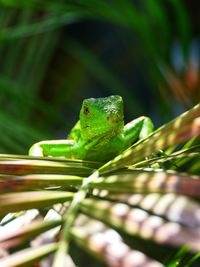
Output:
0 102 199 266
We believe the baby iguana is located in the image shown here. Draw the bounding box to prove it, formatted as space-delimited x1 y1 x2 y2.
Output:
29 95 153 162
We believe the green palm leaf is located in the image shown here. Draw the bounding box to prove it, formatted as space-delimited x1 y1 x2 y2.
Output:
0 102 199 266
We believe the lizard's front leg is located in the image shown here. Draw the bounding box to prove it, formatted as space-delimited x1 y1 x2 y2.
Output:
123 116 154 146
29 140 78 158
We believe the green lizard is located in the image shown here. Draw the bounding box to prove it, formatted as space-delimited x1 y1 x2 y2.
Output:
29 95 153 162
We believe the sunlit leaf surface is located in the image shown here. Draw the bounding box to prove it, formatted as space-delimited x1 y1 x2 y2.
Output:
0 101 199 266
0 1 200 266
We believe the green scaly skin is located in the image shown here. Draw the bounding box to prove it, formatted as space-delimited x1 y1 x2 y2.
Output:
29 95 154 162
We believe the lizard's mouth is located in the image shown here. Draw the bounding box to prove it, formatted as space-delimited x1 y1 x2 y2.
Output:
83 121 123 139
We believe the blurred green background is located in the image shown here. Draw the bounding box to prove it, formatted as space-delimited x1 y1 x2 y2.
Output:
0 0 199 154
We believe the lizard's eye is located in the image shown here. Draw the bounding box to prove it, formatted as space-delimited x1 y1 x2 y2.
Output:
83 106 90 115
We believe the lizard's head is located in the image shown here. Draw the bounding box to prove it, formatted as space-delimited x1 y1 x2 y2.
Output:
80 95 124 140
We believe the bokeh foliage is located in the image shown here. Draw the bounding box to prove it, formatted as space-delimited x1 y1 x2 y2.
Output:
0 0 199 154
0 1 200 266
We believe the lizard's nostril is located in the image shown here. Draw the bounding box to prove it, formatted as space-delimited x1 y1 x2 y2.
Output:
107 116 118 124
